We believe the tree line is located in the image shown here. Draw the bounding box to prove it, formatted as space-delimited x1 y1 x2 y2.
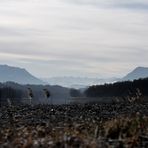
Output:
0 87 23 105
85 78 148 98
0 87 51 105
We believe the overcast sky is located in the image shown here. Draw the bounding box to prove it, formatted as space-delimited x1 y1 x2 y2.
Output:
0 0 148 78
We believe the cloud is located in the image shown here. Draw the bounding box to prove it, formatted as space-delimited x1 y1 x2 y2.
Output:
64 0 148 10
0 0 148 77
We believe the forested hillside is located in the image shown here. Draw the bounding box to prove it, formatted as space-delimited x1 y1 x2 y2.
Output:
85 78 148 98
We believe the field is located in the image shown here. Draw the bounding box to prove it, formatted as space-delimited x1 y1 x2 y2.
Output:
0 102 148 148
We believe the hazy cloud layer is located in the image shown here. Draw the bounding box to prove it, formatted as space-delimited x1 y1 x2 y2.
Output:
64 0 148 9
0 0 148 78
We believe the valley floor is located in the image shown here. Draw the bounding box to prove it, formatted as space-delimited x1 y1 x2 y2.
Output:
0 103 148 148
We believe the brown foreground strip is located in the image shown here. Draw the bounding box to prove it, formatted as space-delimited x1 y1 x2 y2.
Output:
0 103 148 148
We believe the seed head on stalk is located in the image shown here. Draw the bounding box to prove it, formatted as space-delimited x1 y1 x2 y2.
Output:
43 89 51 104
28 88 33 105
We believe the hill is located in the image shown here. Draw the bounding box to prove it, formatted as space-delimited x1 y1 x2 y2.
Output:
85 77 148 99
0 65 44 85
123 67 148 81
0 82 70 104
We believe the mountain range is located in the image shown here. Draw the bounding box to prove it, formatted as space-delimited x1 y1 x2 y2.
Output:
42 67 148 88
42 77 119 88
0 65 148 88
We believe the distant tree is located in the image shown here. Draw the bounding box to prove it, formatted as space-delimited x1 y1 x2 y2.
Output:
0 87 23 105
70 88 81 97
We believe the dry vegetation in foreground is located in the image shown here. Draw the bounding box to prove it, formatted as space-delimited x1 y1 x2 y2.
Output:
0 102 148 148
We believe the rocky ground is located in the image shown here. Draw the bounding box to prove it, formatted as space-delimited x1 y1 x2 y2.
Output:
0 103 148 148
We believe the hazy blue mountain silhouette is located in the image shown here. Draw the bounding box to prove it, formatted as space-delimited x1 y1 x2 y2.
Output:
42 77 119 88
0 65 44 84
123 67 148 81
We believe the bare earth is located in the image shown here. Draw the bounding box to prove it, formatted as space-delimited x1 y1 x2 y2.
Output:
0 103 148 148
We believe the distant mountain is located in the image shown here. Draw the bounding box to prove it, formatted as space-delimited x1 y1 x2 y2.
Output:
42 67 148 88
42 77 119 88
123 67 148 81
0 65 44 85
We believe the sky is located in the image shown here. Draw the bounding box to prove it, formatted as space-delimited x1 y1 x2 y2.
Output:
0 0 148 78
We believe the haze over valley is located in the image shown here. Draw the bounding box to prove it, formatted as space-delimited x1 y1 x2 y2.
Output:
1 64 148 88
